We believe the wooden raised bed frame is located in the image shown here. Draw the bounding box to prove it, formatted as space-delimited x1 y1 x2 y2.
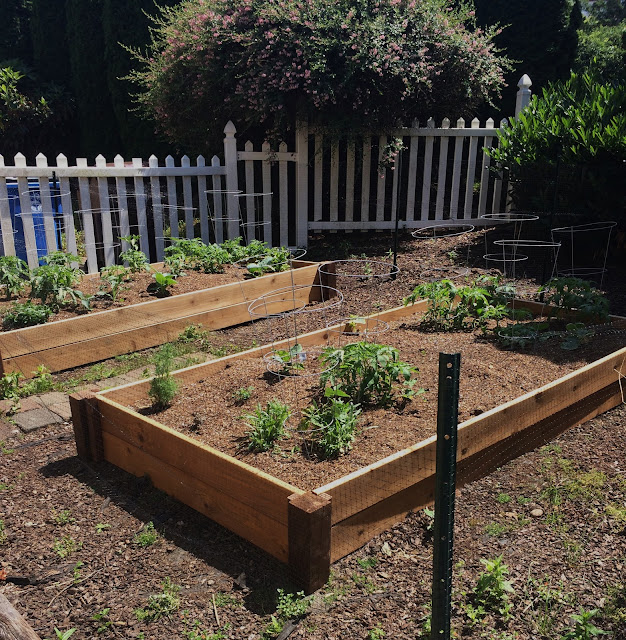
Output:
0 260 320 377
70 296 626 593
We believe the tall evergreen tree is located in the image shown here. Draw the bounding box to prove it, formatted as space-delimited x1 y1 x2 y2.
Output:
0 0 32 64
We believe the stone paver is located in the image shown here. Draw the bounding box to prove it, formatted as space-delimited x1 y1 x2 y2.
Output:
48 402 72 421
13 408 64 432
38 391 69 406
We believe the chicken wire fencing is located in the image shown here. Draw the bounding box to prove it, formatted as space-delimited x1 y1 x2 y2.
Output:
0 235 625 626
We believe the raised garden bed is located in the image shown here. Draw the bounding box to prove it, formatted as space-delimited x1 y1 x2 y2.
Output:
0 260 320 377
69 296 626 593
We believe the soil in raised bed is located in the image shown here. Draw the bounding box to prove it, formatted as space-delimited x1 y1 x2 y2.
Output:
126 313 626 491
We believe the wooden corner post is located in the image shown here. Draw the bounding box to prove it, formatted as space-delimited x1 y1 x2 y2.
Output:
69 391 104 462
288 491 331 594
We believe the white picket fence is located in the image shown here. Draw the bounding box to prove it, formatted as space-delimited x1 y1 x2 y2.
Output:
0 77 533 273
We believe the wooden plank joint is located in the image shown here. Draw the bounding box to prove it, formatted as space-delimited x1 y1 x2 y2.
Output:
288 491 331 594
69 391 104 462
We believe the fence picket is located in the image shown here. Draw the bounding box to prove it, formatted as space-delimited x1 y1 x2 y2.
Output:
114 156 131 254
132 159 150 258
35 154 58 254
463 118 480 218
492 119 507 213
313 134 323 231
345 139 355 233
55 155 76 258
330 140 339 233
261 142 272 246
181 156 194 239
197 156 209 244
435 118 451 220
295 121 309 247
361 137 371 224
0 156 16 257
449 118 465 220
244 141 255 234
149 155 165 260
165 155 178 240
376 135 387 226
405 126 419 222
76 158 98 273
95 155 115 267
279 141 289 247
15 154 39 269
478 118 494 216
421 120 435 220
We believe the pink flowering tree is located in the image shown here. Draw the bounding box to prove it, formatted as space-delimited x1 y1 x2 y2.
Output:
129 0 510 150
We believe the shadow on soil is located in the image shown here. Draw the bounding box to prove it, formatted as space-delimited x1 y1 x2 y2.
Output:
40 454 294 615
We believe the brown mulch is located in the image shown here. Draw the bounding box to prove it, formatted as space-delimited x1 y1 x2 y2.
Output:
1 229 625 640
128 317 626 491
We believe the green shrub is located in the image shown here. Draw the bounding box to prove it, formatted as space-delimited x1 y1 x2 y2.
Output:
0 255 29 298
320 342 417 406
164 238 229 274
98 264 131 301
243 400 290 452
2 300 52 329
538 277 610 323
119 235 150 272
148 344 179 409
30 253 89 310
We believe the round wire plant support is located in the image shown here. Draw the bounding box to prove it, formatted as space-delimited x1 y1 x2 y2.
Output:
489 239 561 282
551 221 617 288
481 212 540 262
234 192 273 245
205 189 243 243
317 259 399 332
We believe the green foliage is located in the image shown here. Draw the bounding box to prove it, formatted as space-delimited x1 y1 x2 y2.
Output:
134 577 180 622
30 253 89 310
221 237 268 262
367 624 385 640
129 0 509 151
246 248 292 277
178 324 208 343
560 608 609 639
539 277 610 323
232 386 254 404
164 238 230 275
2 300 52 329
133 521 158 547
561 322 595 350
403 276 512 331
98 264 131 301
92 608 112 634
243 400 290 452
0 371 22 403
148 344 179 409
320 341 417 406
0 255 29 298
0 519 7 544
464 556 514 624
300 393 361 459
53 509 75 525
119 235 150 272
488 71 625 220
149 271 176 298
49 629 77 640
270 343 305 375
53 535 82 558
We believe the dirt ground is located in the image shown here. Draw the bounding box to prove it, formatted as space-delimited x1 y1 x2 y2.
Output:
1 228 625 640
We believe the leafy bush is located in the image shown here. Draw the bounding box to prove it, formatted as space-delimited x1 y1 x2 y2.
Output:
0 256 29 298
128 0 509 150
538 277 610 322
246 247 292 277
463 556 514 625
148 344 179 409
30 252 89 309
403 276 512 331
98 265 131 301
2 300 52 329
300 390 361 458
119 235 149 273
149 271 176 297
243 400 290 452
488 71 625 222
221 237 269 262
164 238 230 274
320 341 417 406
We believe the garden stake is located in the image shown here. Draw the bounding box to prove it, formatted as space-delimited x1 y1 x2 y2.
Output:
431 352 461 640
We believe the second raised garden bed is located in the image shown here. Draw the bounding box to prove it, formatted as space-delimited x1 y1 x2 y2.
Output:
0 260 320 376
70 296 626 592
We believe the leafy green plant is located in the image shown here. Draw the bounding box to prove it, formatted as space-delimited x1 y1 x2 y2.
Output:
0 255 29 298
0 371 22 405
464 556 514 625
300 392 361 458
98 265 131 301
53 509 75 525
320 341 417 406
30 254 90 310
561 322 596 350
95 523 111 534
134 521 158 547
560 608 608 640
403 276 512 332
2 300 53 329
21 365 53 396
368 624 385 639
148 344 179 409
119 235 150 272
246 247 291 277
164 238 229 274
262 589 310 638
243 400 290 452
539 278 610 323
149 271 176 297
134 577 180 622
92 608 112 634
270 343 305 374
178 324 208 343
47 628 77 640
221 237 268 262
232 386 254 404
53 536 82 558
